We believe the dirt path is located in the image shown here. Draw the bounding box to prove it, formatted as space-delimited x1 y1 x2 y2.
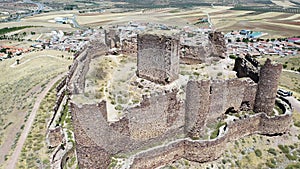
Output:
10 55 65 68
5 73 66 169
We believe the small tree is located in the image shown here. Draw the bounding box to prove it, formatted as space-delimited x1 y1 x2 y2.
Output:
7 51 12 58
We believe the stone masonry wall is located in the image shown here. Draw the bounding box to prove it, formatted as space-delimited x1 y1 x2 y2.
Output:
208 31 226 59
242 78 258 110
207 78 248 123
185 80 210 138
254 59 282 115
233 57 259 83
131 140 185 169
185 78 257 138
128 90 184 141
130 111 292 168
180 32 226 64
70 103 111 168
121 38 137 55
137 33 179 84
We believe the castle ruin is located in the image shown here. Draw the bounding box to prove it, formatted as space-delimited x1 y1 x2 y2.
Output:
51 29 293 168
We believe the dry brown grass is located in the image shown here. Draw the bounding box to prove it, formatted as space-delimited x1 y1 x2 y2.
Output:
0 50 72 168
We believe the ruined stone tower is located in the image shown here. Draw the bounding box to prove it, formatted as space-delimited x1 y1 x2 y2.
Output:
254 59 282 115
137 33 179 84
185 80 211 138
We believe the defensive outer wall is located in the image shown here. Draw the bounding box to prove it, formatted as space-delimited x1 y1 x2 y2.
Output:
64 32 292 168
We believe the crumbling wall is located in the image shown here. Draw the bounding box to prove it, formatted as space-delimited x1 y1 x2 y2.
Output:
121 38 137 55
104 29 120 49
208 31 226 59
233 57 259 83
47 127 64 148
69 41 107 95
137 33 179 84
185 78 257 137
207 79 247 123
128 90 184 141
179 32 226 65
185 80 210 138
70 103 111 168
254 59 282 115
180 45 212 64
242 78 257 110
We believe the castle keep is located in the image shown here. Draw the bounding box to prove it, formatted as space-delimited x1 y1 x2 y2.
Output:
137 33 180 84
59 30 292 168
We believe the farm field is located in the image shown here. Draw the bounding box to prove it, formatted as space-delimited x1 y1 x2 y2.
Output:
3 5 298 37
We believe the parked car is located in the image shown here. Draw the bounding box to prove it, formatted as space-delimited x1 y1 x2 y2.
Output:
277 89 293 97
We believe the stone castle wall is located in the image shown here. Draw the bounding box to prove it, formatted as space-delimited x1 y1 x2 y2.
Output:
208 32 227 59
185 77 257 137
208 79 246 122
180 31 227 64
129 111 292 168
121 37 137 55
233 57 259 83
70 103 114 168
130 140 185 169
254 59 282 115
137 33 179 84
128 90 185 141
104 29 121 49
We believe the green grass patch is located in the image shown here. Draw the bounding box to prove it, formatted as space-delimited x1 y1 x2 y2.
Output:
0 26 37 35
210 121 226 139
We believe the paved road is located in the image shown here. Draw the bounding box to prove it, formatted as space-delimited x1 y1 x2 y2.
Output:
283 69 300 75
6 73 65 169
286 96 300 113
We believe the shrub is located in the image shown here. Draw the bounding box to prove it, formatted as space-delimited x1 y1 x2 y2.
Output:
255 149 262 157
283 64 287 69
266 159 276 168
115 105 123 111
286 153 297 161
267 148 277 156
193 72 200 76
222 159 227 164
294 121 300 127
229 55 236 59
278 145 290 154
286 163 300 169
